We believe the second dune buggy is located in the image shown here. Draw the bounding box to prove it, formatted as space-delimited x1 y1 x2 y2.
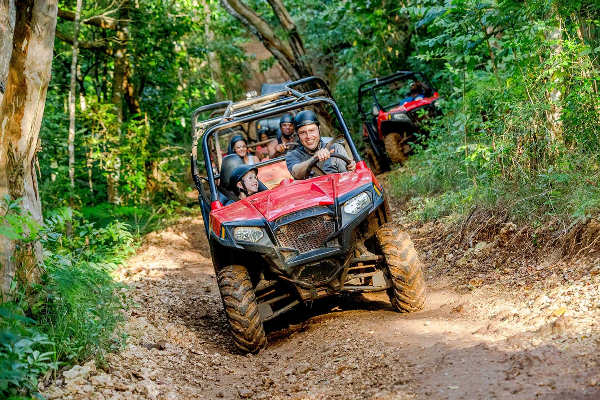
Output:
358 71 443 173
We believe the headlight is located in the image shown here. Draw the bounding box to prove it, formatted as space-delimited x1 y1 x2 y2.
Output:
343 192 371 215
233 226 264 242
392 113 411 122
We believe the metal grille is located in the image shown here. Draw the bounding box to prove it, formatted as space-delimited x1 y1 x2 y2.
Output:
276 214 335 254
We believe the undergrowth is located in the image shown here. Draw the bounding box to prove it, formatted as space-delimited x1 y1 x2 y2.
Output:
0 197 134 398
389 1 600 226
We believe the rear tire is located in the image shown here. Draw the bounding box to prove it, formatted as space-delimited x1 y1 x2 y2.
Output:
376 225 426 312
365 145 389 175
217 265 267 353
384 132 412 165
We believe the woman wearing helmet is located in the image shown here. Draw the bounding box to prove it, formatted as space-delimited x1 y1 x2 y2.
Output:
285 110 356 179
228 135 260 165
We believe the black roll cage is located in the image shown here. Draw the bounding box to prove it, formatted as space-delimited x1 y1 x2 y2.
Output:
190 77 361 204
357 71 435 119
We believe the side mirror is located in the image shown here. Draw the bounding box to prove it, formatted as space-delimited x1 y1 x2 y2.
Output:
372 104 379 116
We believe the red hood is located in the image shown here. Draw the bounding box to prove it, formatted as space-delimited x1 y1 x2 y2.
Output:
210 169 377 230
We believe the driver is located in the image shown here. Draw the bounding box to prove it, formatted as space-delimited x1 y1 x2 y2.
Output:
268 113 298 158
285 110 356 180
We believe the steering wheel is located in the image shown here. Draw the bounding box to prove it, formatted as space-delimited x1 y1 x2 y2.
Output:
303 153 352 179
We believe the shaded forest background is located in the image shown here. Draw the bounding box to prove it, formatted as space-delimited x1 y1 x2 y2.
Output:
1 0 599 397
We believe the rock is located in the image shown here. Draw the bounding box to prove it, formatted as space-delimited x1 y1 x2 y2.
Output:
164 391 179 400
551 316 573 334
474 241 488 252
64 365 95 381
538 316 573 336
294 362 313 375
91 373 113 387
136 379 159 399
552 306 567 317
82 384 94 393
66 381 84 394
468 278 484 288
238 388 253 398
216 391 225 398
46 387 66 400
456 257 468 267
589 377 598 387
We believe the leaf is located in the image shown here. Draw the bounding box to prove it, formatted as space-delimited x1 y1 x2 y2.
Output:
578 47 592 57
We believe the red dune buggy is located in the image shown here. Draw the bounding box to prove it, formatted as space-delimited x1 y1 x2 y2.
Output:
358 71 443 173
191 77 426 353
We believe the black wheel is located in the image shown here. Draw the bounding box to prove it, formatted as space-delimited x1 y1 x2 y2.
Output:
376 224 426 312
217 265 267 353
384 132 412 165
365 145 389 175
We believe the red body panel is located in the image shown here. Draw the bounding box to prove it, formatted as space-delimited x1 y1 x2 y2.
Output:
209 169 376 234
377 93 439 136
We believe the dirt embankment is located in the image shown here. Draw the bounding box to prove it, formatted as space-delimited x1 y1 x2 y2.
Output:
42 196 600 400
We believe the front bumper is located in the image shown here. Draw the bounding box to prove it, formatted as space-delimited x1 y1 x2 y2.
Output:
210 182 386 288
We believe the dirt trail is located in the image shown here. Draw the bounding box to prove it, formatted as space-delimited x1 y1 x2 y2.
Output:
44 213 600 400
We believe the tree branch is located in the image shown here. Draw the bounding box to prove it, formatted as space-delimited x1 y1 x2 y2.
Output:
220 0 300 80
58 8 118 30
55 30 113 55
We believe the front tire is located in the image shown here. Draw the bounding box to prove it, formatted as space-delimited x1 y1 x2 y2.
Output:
365 145 389 175
384 132 412 165
217 265 267 353
376 225 426 312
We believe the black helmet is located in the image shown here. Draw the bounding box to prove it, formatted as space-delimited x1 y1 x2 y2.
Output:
228 164 259 192
279 113 294 126
228 135 246 155
219 155 244 188
293 110 320 130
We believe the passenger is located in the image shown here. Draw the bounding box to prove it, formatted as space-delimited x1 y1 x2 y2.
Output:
285 110 356 180
228 135 260 165
228 164 261 200
268 113 298 158
255 132 271 161
400 81 426 105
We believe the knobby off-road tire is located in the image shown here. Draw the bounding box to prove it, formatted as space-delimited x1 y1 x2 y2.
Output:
365 145 389 175
376 225 426 312
217 265 267 353
384 132 411 165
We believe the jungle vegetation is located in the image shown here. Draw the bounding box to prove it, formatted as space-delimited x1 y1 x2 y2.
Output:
0 0 598 397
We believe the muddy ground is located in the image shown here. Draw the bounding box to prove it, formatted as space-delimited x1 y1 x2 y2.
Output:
43 199 600 400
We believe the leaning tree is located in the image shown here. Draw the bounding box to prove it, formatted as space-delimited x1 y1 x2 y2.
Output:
220 0 313 80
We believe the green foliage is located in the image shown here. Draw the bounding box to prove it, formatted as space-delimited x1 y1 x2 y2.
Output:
0 309 58 398
389 0 600 223
0 198 131 398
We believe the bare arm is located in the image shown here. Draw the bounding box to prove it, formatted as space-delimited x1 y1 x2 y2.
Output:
290 149 333 179
290 157 316 179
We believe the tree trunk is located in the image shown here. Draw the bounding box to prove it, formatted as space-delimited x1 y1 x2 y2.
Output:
67 0 83 237
108 0 130 205
0 0 15 104
265 0 312 77
220 0 306 80
111 0 129 124
0 0 58 297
